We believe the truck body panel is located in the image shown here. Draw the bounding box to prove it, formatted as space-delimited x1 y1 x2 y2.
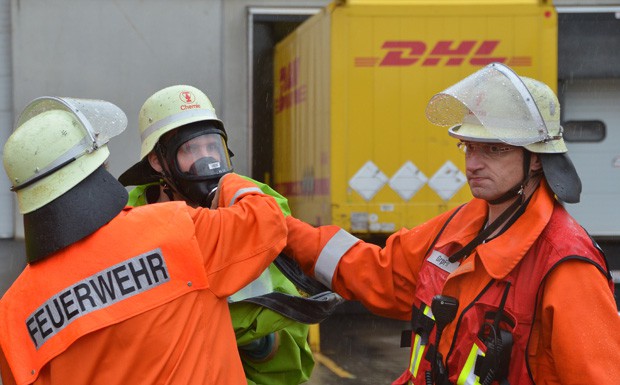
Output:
274 0 557 234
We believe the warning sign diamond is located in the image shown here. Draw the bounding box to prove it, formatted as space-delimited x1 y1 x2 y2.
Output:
428 160 466 201
349 161 388 201
389 161 428 201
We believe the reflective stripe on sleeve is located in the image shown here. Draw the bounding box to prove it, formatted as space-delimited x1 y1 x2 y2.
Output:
314 229 360 289
229 187 263 207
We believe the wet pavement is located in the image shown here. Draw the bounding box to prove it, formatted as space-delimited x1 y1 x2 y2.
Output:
306 302 410 385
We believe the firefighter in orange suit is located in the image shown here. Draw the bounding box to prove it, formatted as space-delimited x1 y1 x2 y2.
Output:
117 85 344 385
0 96 286 385
282 63 620 385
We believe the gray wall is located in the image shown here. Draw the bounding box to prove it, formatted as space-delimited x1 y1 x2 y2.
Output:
11 0 227 178
8 0 328 238
0 0 13 238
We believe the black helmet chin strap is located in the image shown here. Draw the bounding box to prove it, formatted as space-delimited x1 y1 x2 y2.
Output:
449 151 540 263
487 151 532 205
449 196 527 263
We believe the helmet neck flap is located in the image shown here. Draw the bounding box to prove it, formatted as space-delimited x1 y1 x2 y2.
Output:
24 166 128 263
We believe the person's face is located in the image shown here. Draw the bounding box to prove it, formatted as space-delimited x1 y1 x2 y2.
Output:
176 134 223 173
459 141 529 202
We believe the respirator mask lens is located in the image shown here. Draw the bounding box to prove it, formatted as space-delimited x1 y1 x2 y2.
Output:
162 129 233 208
176 133 232 178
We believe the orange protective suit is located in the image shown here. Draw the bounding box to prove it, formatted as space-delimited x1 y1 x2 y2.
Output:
284 181 620 384
0 174 286 385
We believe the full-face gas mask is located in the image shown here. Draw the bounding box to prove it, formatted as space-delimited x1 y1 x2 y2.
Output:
156 121 233 207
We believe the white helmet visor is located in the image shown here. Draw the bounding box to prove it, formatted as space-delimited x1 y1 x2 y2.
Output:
426 63 552 146
18 97 127 149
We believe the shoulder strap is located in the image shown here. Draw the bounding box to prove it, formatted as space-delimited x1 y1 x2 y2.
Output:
227 254 345 324
240 291 344 324
423 204 466 258
449 196 529 263
273 254 331 295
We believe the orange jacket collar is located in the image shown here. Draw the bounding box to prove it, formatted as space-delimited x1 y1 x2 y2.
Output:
435 180 555 280
477 180 554 279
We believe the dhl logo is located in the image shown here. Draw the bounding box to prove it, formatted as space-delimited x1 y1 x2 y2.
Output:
354 40 532 67
275 57 307 113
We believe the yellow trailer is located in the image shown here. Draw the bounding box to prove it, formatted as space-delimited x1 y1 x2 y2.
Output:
274 0 557 236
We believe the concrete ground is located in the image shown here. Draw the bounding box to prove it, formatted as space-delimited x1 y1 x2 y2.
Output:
306 303 410 385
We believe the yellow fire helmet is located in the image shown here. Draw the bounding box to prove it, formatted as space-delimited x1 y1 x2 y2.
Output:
118 85 231 188
3 96 129 262
138 85 224 159
425 63 581 203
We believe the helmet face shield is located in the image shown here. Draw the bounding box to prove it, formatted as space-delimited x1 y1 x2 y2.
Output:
426 63 551 146
17 97 127 150
175 133 233 179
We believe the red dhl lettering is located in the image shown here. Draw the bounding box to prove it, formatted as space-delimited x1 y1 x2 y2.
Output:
279 58 300 92
275 85 307 113
380 40 506 66
274 178 330 197
354 40 529 67
276 57 307 113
